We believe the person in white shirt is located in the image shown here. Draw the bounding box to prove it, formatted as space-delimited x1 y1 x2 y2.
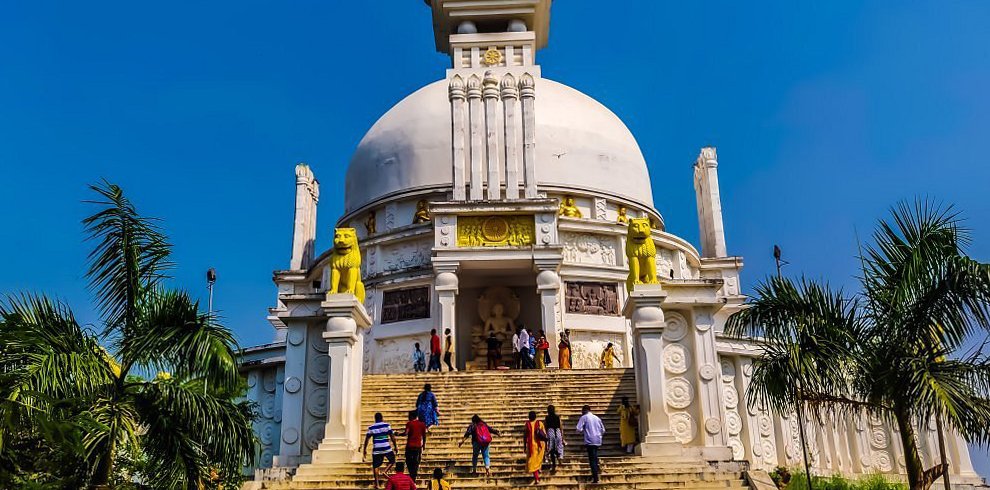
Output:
512 328 521 369
518 327 531 369
576 404 605 483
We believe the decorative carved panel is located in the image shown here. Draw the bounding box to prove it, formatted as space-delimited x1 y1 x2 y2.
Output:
457 215 534 247
564 282 619 316
381 287 431 324
560 232 617 266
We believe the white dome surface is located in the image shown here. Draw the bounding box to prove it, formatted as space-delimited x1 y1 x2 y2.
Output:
344 77 654 213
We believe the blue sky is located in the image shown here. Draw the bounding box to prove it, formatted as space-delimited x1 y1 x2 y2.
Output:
1 0 989 478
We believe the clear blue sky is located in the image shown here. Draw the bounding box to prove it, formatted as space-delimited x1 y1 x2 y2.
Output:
2 0 989 478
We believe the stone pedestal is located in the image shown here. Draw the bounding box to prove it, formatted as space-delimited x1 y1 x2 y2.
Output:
623 285 683 457
312 294 372 464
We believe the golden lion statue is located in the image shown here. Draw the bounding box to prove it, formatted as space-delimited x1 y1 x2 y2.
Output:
625 218 658 292
328 228 365 303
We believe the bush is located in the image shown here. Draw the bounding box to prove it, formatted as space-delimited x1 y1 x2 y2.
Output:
785 472 906 490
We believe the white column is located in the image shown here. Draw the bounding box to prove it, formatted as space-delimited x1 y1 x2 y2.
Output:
519 73 538 198
622 285 682 456
290 163 319 270
277 320 309 466
536 269 561 364
449 76 467 201
501 74 520 199
312 294 372 464
467 75 484 200
694 147 727 258
483 71 501 200
692 308 731 459
436 271 459 367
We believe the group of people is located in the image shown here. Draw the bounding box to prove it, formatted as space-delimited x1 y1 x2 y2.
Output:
412 327 622 372
363 382 642 487
413 328 455 373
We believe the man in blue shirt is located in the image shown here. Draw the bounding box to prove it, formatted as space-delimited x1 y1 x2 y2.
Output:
576 404 606 483
363 412 398 489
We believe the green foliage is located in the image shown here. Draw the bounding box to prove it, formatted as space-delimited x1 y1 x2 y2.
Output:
785 472 906 490
0 182 256 488
728 200 990 490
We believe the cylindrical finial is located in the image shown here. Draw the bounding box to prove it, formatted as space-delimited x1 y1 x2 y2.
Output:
449 75 466 101
483 71 500 99
519 73 536 99
500 73 518 99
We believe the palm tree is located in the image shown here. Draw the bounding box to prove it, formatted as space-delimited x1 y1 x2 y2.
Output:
0 182 255 489
727 201 990 490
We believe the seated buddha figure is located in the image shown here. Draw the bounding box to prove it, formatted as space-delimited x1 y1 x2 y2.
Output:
413 200 431 224
558 196 582 218
484 303 516 334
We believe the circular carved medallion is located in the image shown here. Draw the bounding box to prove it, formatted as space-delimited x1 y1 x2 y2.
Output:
662 344 690 374
720 360 736 382
663 314 688 341
725 411 742 435
282 428 299 444
288 329 305 346
873 452 893 472
307 387 328 418
306 422 325 451
670 412 695 443
309 354 329 384
284 376 302 394
759 414 774 437
705 417 722 435
665 377 694 409
723 386 739 409
699 364 717 381
482 216 510 242
870 428 888 449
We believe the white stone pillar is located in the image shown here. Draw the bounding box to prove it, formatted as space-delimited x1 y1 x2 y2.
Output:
536 269 560 364
449 75 467 200
694 147 727 258
436 271 459 367
467 75 484 201
623 285 682 456
312 294 371 464
501 74 520 199
277 320 309 466
692 308 731 459
519 73 537 199
483 71 501 200
290 164 319 270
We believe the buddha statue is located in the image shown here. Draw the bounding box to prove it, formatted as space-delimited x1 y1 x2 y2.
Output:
617 205 629 224
365 211 377 235
483 303 516 334
413 200 431 224
558 196 582 218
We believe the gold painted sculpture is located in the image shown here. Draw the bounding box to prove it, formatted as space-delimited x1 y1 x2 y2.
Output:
558 196 582 218
328 228 366 302
625 218 658 292
365 212 376 235
617 206 629 224
457 215 534 247
413 200 431 224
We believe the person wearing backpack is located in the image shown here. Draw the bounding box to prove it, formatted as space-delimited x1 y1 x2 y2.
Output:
458 414 500 478
523 410 548 484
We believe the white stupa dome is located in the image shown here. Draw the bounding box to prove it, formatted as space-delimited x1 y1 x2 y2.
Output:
344 77 655 214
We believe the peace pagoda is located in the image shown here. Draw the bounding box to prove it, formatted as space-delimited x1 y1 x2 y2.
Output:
239 1 982 488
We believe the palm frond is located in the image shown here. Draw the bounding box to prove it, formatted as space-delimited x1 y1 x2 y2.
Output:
119 288 241 392
82 181 172 339
133 378 255 489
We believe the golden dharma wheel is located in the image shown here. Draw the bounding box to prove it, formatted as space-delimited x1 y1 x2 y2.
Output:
481 216 510 242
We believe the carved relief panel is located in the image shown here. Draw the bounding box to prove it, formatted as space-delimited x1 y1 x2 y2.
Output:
457 215 534 247
564 282 620 316
568 331 625 369
381 286 431 324
560 232 618 266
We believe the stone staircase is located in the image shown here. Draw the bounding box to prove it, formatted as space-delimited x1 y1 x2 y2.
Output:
263 369 750 489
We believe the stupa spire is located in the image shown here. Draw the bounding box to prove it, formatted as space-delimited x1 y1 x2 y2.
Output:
425 0 552 68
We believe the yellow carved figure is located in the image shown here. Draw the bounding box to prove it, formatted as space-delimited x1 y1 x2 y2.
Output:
558 196 582 218
365 212 376 235
329 228 366 303
413 200 431 224
625 218 658 292
617 206 629 224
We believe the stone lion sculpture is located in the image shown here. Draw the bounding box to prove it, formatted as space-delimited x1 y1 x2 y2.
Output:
328 227 365 303
625 218 658 292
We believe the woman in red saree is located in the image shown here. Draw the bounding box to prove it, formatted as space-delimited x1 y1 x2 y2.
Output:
523 410 547 483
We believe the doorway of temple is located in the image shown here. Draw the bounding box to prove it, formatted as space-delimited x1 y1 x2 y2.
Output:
454 274 540 370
